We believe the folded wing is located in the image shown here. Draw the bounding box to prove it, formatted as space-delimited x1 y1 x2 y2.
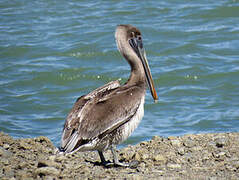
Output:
60 80 143 153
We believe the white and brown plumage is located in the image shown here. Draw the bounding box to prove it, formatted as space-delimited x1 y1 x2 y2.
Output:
58 24 158 167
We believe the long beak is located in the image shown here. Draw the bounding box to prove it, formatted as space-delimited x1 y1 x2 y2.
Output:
129 37 158 102
139 49 158 101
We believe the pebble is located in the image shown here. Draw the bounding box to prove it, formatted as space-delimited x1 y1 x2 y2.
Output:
55 154 67 162
130 174 143 180
133 152 141 161
167 163 181 169
215 137 227 148
1 132 239 179
80 166 90 174
19 141 31 150
35 167 60 176
37 159 61 169
152 136 161 142
170 139 181 147
213 151 226 158
153 154 167 163
3 143 10 149
183 139 195 148
141 153 149 160
0 147 12 157
177 147 185 155
48 155 56 161
140 141 147 146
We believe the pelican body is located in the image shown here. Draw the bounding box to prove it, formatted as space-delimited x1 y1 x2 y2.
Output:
59 24 158 167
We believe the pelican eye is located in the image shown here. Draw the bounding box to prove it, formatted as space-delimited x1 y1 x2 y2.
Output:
136 36 143 49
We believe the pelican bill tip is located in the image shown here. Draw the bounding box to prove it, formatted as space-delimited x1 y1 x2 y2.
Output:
154 99 158 103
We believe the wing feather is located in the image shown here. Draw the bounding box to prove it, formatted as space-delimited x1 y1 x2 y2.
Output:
61 80 121 150
60 81 144 153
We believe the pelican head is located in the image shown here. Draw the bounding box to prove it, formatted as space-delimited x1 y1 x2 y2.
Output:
115 24 158 101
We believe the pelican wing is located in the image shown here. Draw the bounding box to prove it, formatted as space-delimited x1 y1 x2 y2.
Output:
60 82 144 153
60 80 120 151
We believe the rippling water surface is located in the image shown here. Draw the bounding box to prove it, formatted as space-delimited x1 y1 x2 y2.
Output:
1 0 239 147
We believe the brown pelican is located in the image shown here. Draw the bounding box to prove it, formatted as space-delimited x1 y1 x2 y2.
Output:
58 24 158 167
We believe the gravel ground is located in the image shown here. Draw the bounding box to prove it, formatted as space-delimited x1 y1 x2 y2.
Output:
0 131 239 179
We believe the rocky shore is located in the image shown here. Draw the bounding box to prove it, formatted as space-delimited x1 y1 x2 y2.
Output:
0 132 239 179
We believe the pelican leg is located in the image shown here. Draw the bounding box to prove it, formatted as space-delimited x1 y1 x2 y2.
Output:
98 147 138 168
98 148 129 167
98 151 107 164
98 150 114 167
111 145 139 167
111 145 130 167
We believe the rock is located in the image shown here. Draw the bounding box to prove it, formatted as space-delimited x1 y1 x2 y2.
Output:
80 166 90 175
170 139 181 147
183 139 195 148
213 151 226 159
55 154 67 162
168 136 177 140
167 163 181 169
192 146 203 152
35 167 60 177
152 136 161 142
177 147 185 155
215 137 227 148
48 155 56 161
17 162 28 170
141 153 149 160
153 154 167 163
15 170 33 180
133 152 141 161
0 147 12 158
2 166 14 177
1 132 239 179
1 158 9 165
3 143 10 149
140 141 147 146
37 159 61 169
130 174 143 180
19 141 31 150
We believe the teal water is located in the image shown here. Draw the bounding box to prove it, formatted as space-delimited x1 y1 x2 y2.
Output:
1 0 239 147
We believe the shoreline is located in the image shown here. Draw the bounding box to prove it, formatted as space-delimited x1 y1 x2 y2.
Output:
0 132 239 179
